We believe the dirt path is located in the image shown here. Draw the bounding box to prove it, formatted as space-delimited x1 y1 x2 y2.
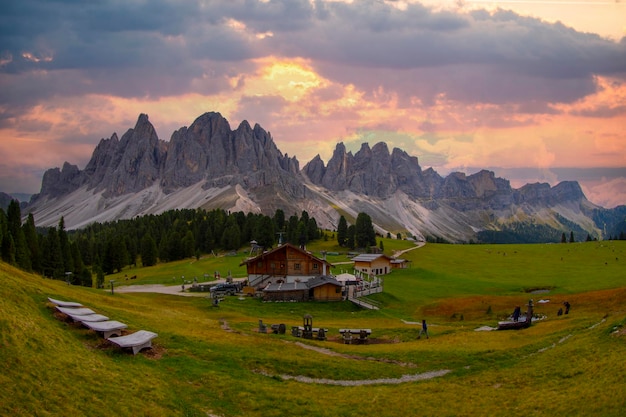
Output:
268 369 451 386
393 241 425 257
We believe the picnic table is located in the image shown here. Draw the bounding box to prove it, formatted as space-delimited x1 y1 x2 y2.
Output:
291 326 329 340
83 320 128 338
339 328 371 344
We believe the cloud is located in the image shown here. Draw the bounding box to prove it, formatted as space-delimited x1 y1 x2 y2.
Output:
0 0 624 202
2 0 624 107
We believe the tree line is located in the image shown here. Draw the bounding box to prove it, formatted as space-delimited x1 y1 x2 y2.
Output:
0 200 325 287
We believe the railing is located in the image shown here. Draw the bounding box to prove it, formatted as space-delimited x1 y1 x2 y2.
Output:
353 285 383 298
248 274 272 288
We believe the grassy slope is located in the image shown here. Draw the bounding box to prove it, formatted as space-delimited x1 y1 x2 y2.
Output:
1 241 625 416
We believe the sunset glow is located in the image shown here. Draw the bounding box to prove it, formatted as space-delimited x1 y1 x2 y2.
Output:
0 0 624 208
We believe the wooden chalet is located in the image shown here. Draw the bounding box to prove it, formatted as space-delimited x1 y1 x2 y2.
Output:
352 253 395 276
240 243 333 290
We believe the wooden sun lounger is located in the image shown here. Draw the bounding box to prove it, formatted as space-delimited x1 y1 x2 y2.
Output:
48 297 83 308
83 320 128 338
107 330 158 355
66 313 109 323
56 306 96 316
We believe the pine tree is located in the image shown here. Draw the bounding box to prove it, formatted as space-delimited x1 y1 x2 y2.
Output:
307 217 319 241
355 212 376 248
140 234 158 266
7 200 31 270
337 215 348 247
24 213 41 273
346 225 356 249
254 215 275 250
221 216 241 250
58 217 73 274
273 209 285 233
42 227 64 279
296 220 308 248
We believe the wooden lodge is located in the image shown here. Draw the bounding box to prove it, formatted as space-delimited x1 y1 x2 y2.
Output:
240 243 334 290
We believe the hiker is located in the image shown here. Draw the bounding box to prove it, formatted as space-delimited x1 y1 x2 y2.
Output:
557 308 563 316
512 306 521 322
418 319 429 339
563 301 571 314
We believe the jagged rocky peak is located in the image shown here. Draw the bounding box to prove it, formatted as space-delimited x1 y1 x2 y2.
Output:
552 181 585 201
466 170 511 197
302 154 326 183
38 162 82 198
96 114 164 197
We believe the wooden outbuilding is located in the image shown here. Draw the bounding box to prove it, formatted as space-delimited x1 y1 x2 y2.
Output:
261 275 343 302
306 275 343 302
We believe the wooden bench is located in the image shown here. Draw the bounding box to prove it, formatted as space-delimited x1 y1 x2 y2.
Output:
48 297 83 308
107 330 158 355
83 320 128 338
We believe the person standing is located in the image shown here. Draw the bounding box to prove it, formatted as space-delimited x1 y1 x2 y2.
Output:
418 319 429 339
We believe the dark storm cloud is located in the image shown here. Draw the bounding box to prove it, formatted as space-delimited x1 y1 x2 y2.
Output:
1 0 625 108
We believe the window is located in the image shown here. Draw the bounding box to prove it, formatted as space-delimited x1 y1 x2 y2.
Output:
294 263 300 270
313 263 318 270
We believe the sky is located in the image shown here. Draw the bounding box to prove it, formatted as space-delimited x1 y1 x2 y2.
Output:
1 0 625 208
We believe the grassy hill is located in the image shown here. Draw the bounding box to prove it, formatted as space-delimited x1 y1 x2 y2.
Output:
1 241 625 416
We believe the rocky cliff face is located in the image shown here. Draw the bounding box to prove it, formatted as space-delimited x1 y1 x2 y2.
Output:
26 112 619 242
303 141 432 198
35 112 301 201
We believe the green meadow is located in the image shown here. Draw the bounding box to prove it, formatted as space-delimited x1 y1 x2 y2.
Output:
1 240 625 416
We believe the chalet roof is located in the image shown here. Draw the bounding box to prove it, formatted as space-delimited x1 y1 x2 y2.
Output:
263 281 308 292
306 275 342 289
390 258 407 264
239 242 332 267
351 253 394 262
263 275 342 293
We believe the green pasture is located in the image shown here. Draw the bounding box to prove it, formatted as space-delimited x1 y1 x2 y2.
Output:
1 240 625 416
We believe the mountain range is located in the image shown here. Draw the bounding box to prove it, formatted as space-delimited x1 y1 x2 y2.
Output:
16 112 626 242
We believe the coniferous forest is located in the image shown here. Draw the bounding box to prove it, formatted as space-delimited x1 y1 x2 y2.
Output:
0 200 327 288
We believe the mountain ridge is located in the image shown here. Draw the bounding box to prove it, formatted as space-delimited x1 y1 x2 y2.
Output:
19 112 625 242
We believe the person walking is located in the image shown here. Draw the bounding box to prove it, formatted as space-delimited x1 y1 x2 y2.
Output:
563 301 571 314
418 319 429 339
